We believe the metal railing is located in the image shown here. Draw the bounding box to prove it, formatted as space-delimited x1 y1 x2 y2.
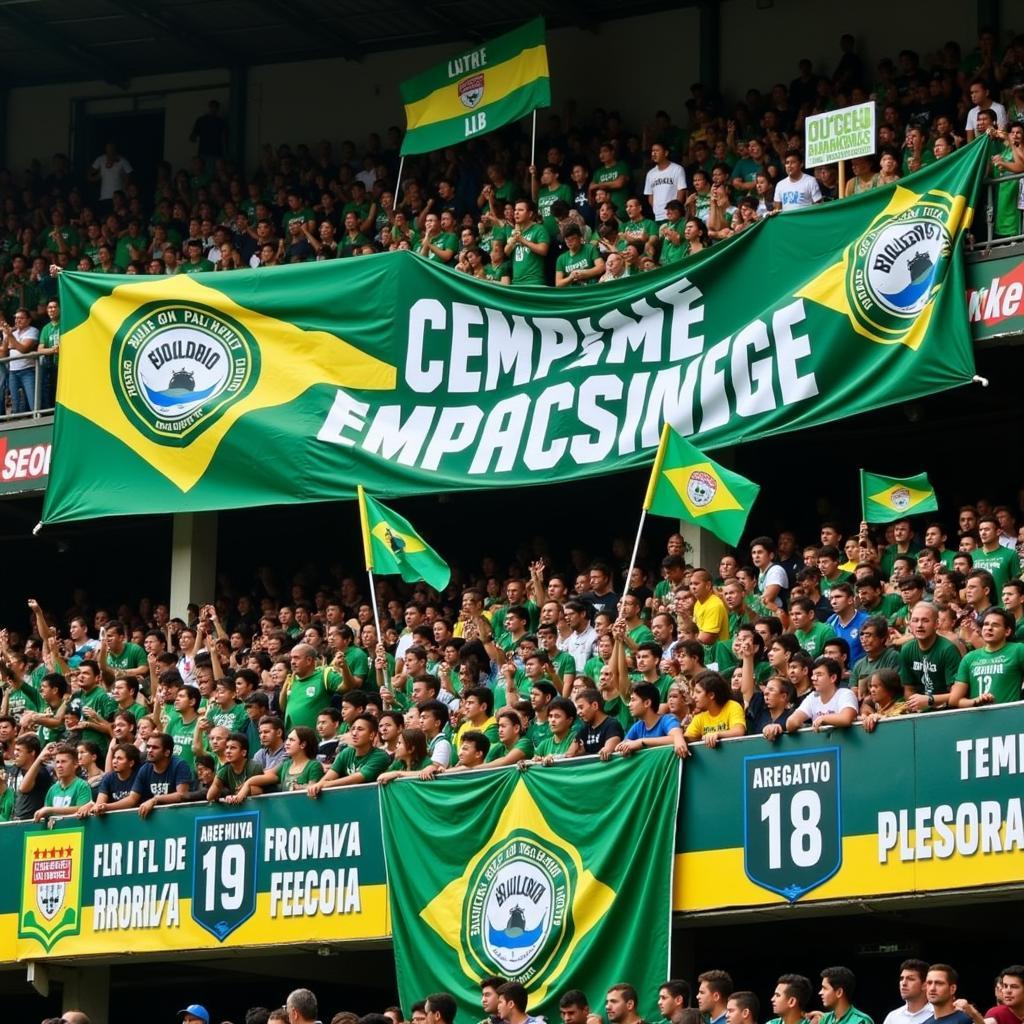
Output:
975 168 1024 252
0 349 56 422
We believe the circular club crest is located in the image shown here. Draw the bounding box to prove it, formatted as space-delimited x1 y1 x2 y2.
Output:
464 833 572 984
847 202 952 342
113 302 259 445
686 470 718 508
890 487 910 510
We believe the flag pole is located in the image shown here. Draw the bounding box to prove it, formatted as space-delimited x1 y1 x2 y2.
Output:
394 156 406 210
530 109 538 168
357 485 389 686
624 423 671 599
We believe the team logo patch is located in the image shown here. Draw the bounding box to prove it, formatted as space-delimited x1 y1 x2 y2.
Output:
464 831 570 981
846 201 952 344
458 74 485 109
19 830 85 951
112 300 260 446
686 470 718 508
889 486 910 510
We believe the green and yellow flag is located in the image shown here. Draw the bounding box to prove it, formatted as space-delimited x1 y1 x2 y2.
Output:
399 18 549 156
644 425 760 545
357 485 450 591
861 470 937 522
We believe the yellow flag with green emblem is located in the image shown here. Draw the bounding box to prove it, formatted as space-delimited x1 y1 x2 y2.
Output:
357 485 450 591
644 425 760 545
399 18 549 156
860 470 937 522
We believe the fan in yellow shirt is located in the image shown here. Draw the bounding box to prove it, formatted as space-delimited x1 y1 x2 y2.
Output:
691 569 730 643
684 671 746 747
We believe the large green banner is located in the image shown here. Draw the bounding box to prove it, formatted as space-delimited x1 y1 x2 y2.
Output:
43 141 988 524
674 703 1024 914
0 786 387 962
380 750 681 1022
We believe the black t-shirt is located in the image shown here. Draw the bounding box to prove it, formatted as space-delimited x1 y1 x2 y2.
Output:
98 767 139 804
746 690 792 734
580 590 620 617
318 738 340 764
576 715 625 754
9 762 52 820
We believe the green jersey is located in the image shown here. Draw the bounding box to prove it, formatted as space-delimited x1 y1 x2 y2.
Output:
956 642 1024 704
898 636 962 696
179 259 214 275
274 756 325 791
115 234 148 269
604 695 632 731
510 223 549 285
703 642 737 675
208 701 248 733
620 217 658 245
536 183 572 219
850 646 900 695
630 671 675 701
164 711 199 771
283 667 343 730
628 623 655 647
5 682 41 725
106 642 147 673
659 220 688 264
344 645 370 682
971 545 1020 591
76 685 119 751
556 244 600 284
819 1007 873 1024
424 231 457 262
527 719 551 747
592 162 631 214
45 776 92 809
862 593 904 619
584 656 609 683
484 260 511 282
795 622 836 656
820 570 854 594
485 736 534 762
215 759 261 796
282 207 315 233
535 731 576 757
329 745 391 783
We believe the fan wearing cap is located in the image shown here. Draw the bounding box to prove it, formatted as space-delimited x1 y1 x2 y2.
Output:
179 238 213 274
179 1005 210 1024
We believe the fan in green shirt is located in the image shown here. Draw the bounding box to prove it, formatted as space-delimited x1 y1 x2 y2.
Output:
74 662 119 753
973 519 1020 591
590 147 631 215
480 710 535 767
790 599 836 656
951 609 1024 707
898 603 963 712
35 744 92 820
657 205 689 264
207 680 249 733
3 677 41 725
533 698 579 760
534 166 572 220
309 715 390 794
282 648 345 730
506 202 550 285
849 618 901 697
555 229 603 286
207 732 263 801
620 198 658 250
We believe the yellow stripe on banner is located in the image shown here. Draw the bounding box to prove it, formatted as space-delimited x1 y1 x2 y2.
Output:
59 275 396 493
404 46 548 130
673 832 1024 912
5 885 389 963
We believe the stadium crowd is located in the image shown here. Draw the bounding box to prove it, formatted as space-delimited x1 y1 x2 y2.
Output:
4 30 1024 413
39 960 1024 1024
2 494 1024 821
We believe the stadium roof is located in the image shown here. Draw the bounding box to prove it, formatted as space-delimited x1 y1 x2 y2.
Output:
0 0 695 88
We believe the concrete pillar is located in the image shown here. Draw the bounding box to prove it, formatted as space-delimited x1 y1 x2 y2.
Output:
57 964 109 1023
229 64 248 171
170 512 217 619
698 0 720 98
680 522 727 573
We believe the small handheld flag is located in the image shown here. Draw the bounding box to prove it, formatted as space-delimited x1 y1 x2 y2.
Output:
860 470 938 522
357 486 451 591
644 425 760 546
399 18 550 156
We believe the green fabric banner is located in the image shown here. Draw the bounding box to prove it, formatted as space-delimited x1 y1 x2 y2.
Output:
380 750 680 1021
43 140 989 525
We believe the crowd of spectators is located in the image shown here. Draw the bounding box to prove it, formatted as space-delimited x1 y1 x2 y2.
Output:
4 29 1024 414
2 491 1024 821
38 960 1024 1024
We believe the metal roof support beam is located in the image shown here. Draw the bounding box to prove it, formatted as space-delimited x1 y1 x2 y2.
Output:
248 0 364 62
106 1 248 69
0 6 130 88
